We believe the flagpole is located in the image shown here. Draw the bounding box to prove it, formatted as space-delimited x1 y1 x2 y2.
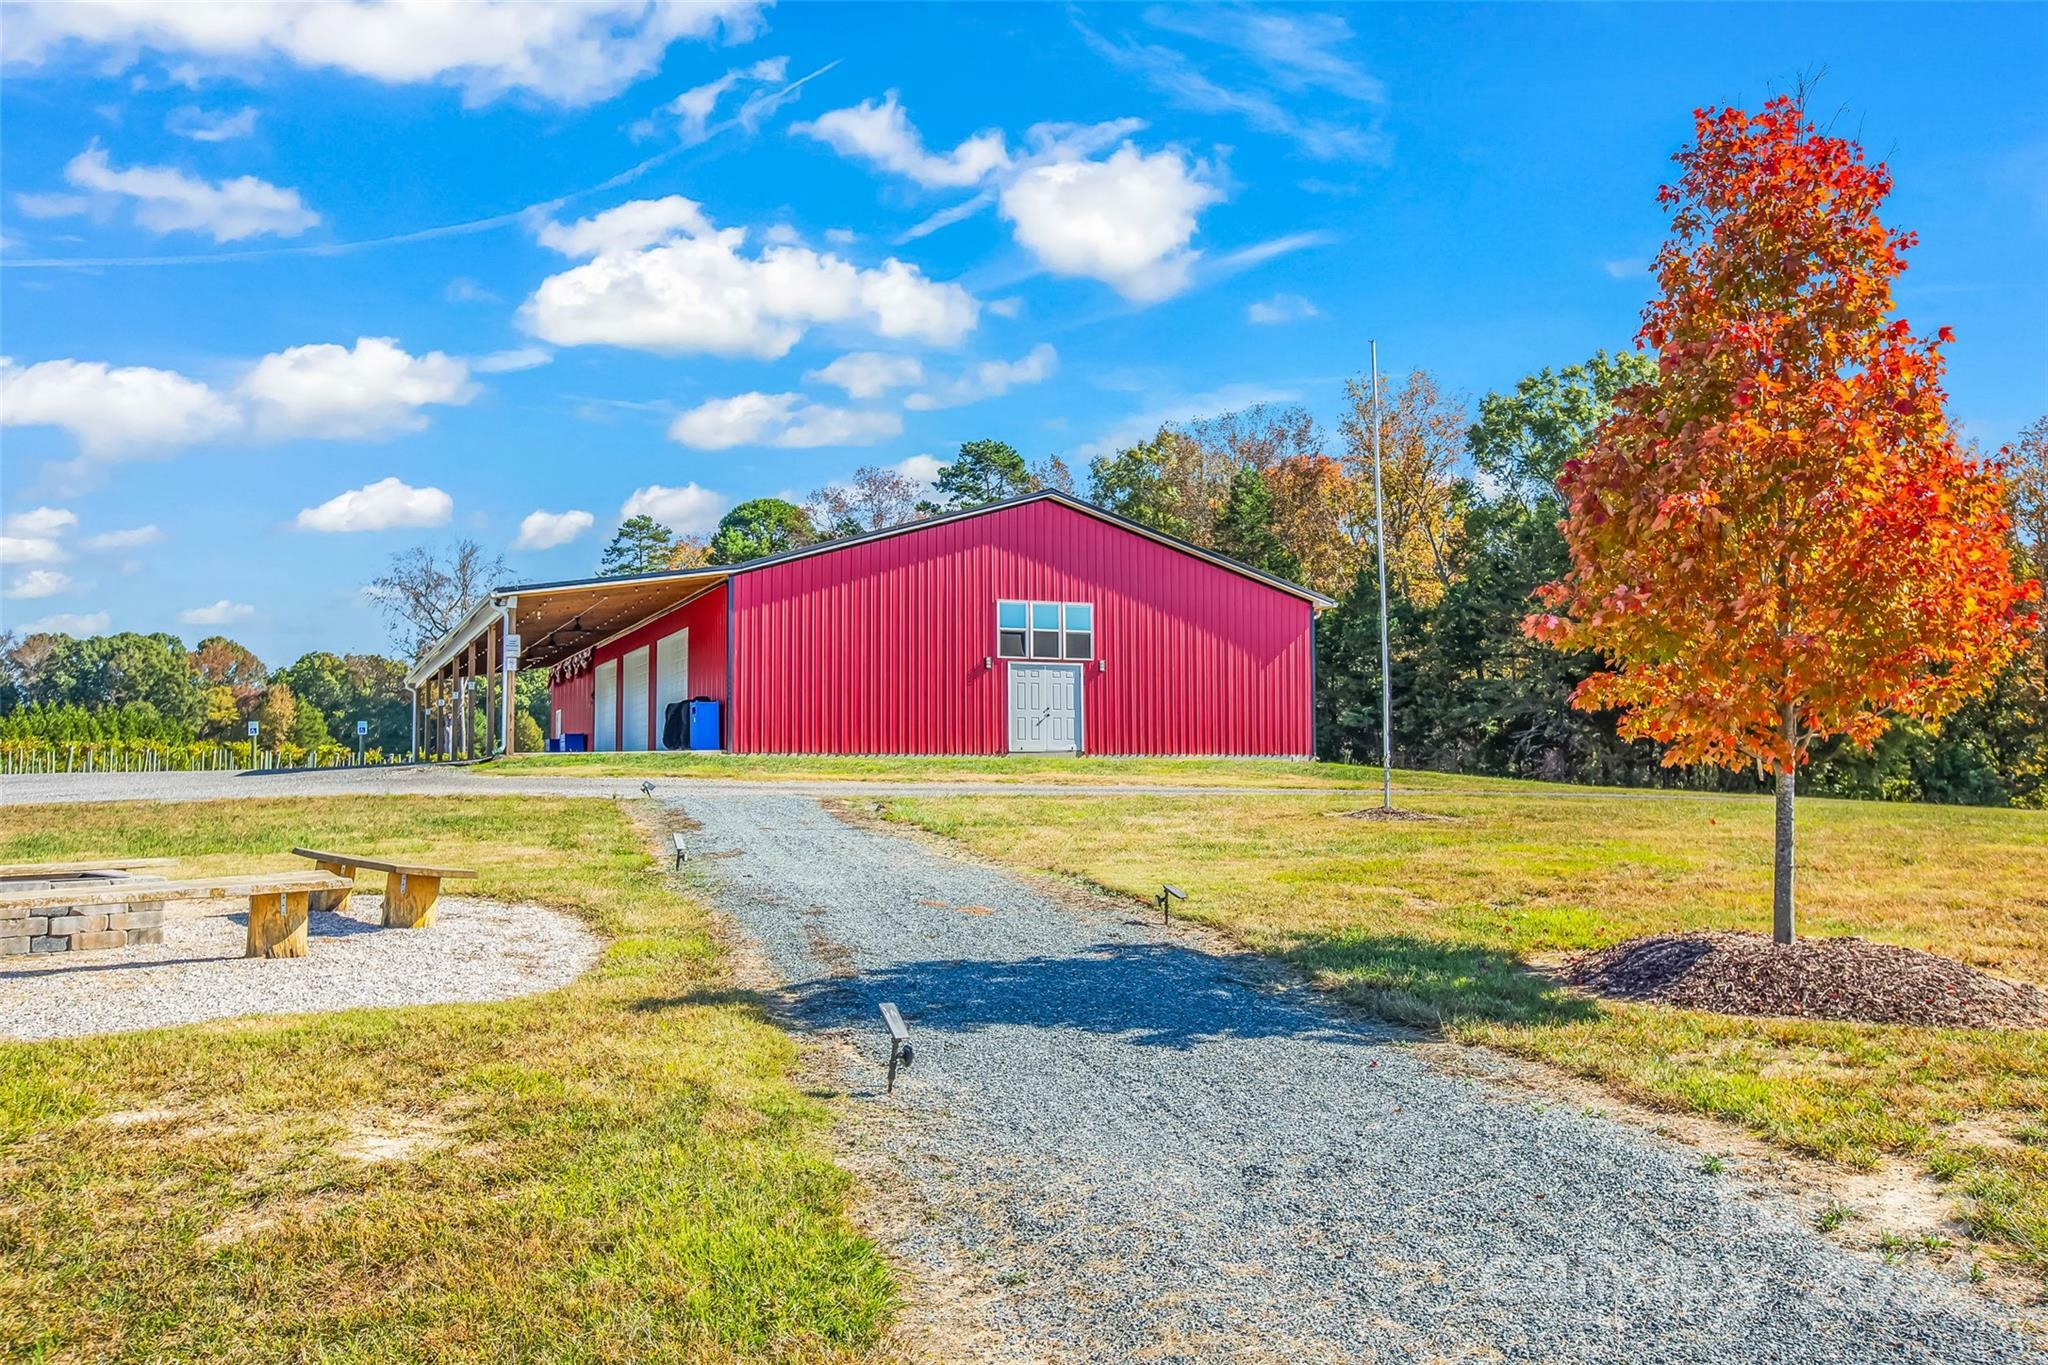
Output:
1370 340 1392 811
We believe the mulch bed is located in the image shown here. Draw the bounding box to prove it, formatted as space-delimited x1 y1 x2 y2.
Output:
1564 931 2048 1030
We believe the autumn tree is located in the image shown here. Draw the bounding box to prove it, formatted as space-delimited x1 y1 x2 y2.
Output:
1090 404 1329 553
1527 98 2038 942
1340 368 1469 605
1089 427 1212 541
1265 454 1360 594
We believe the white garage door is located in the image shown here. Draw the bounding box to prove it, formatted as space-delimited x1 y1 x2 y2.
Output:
655 628 689 749
593 659 618 753
621 645 651 751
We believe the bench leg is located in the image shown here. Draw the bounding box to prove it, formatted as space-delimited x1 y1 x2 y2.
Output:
309 861 354 914
383 873 442 929
246 891 310 959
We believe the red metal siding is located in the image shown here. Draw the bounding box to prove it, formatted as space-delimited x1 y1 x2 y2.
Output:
729 501 1314 755
552 668 594 744
547 582 729 748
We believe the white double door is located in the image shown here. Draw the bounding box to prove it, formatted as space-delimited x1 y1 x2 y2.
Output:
1007 664 1081 753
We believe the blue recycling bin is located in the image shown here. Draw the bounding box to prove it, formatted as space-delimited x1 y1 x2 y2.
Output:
562 732 588 752
687 700 722 751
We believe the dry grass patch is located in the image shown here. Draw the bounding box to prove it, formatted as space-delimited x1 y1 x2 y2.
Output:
885 789 2048 1273
0 796 893 1363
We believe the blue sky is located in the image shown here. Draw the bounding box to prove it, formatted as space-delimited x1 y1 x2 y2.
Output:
2 2 2043 664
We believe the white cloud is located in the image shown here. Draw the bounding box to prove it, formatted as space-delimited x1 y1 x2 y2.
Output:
295 477 453 533
3 506 77 537
178 598 254 625
999 143 1222 301
515 508 595 551
824 227 857 246
807 351 924 400
986 296 1024 319
0 535 66 566
1246 292 1320 324
0 356 240 458
620 483 726 536
51 143 318 242
4 569 72 599
894 453 944 488
1603 257 1649 280
656 56 788 139
81 525 162 551
537 195 712 255
906 343 1057 411
1147 7 1384 101
470 346 552 374
166 105 259 142
241 337 476 439
522 199 979 358
1077 13 1388 163
793 91 1010 188
19 611 109 635
2 1 766 107
14 191 92 219
444 276 499 305
668 392 902 450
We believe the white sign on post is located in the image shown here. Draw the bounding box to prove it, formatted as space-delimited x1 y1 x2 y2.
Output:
505 633 521 666
246 721 260 737
356 720 370 736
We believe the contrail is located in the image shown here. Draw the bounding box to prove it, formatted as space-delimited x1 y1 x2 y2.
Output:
0 60 842 270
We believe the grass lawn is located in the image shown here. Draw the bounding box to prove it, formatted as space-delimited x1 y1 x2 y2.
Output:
884 789 2048 1270
0 797 892 1363
484 750 1584 791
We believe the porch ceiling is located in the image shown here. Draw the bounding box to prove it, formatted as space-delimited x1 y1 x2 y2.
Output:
511 572 727 670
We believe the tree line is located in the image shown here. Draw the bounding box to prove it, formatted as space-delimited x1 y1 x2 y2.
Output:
8 393 2037 799
588 355 2043 806
0 632 415 755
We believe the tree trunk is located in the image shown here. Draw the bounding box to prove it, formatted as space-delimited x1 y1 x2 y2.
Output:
1772 765 1796 945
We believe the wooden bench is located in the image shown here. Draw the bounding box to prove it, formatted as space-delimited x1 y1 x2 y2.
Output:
0 872 352 960
289 848 478 930
0 856 178 879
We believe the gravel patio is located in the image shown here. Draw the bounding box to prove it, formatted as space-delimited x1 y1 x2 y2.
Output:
1 893 599 1041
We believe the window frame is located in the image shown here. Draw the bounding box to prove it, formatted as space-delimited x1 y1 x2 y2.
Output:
996 598 1095 662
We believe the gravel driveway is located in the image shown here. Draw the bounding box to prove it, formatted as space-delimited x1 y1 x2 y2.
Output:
679 791 2035 1365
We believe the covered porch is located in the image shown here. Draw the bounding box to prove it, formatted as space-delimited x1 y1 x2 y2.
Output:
403 568 732 760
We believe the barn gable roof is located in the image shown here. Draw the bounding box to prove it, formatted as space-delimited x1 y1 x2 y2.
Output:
407 491 1335 686
508 489 1339 607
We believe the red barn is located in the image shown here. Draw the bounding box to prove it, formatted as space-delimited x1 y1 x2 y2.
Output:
405 491 1334 758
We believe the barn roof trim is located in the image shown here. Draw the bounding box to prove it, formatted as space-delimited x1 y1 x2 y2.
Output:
507 489 1339 606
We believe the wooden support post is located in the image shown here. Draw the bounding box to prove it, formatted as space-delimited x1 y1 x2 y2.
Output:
246 891 311 958
308 860 354 914
383 872 443 929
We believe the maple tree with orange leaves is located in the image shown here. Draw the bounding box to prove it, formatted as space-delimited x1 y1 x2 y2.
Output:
1527 97 2039 944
